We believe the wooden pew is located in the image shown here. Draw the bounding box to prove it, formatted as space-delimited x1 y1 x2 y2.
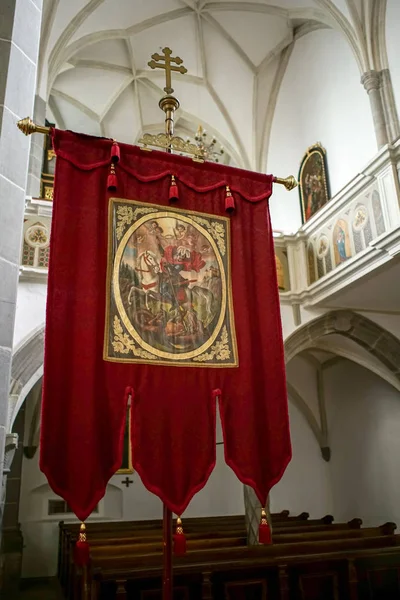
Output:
272 523 396 544
58 513 371 598
87 532 400 565
59 515 247 590
78 531 399 581
58 510 337 583
58 515 246 578
85 536 400 600
89 547 400 600
62 512 330 585
272 518 362 535
59 513 363 597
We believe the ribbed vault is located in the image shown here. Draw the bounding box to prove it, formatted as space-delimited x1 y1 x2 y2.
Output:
37 0 388 171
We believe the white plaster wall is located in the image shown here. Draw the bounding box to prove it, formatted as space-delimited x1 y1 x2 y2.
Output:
279 302 296 340
286 355 320 424
270 402 333 517
387 0 400 117
20 407 244 578
13 281 47 349
268 29 376 233
325 360 400 527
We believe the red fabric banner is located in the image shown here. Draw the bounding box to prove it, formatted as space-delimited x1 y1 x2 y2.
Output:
40 129 291 521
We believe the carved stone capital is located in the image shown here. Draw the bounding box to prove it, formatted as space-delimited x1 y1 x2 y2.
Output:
361 70 381 93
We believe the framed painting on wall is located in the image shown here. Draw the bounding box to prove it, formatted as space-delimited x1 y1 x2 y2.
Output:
299 143 331 223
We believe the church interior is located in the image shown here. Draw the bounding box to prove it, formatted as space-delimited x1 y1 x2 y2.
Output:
2 0 400 598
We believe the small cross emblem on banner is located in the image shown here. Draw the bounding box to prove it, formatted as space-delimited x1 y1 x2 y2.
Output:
121 476 133 488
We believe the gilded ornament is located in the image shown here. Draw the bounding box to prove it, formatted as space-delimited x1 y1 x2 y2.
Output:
44 186 53 200
112 316 157 360
137 133 203 158
193 327 231 362
116 205 154 241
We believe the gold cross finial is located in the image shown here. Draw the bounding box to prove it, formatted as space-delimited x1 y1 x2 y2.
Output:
148 47 187 95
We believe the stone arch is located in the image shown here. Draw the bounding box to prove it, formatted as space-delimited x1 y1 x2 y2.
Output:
245 309 400 543
9 326 44 431
285 310 400 377
371 0 389 71
283 309 400 460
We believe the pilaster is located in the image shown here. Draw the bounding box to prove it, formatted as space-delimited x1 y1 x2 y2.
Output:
0 0 42 536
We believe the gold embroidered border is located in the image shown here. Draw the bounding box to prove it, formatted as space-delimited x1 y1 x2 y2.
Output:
112 316 157 360
192 326 230 362
116 205 154 241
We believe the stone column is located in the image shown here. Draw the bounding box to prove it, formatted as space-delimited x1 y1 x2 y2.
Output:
380 69 400 143
0 0 43 531
26 94 46 198
361 70 389 149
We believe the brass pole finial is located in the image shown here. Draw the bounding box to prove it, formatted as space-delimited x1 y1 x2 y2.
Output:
17 117 50 136
273 175 298 191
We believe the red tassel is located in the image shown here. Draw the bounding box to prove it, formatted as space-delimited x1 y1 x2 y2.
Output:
107 164 117 191
169 175 179 202
259 508 272 544
74 523 90 566
173 517 187 556
225 185 235 213
111 140 120 163
124 386 134 405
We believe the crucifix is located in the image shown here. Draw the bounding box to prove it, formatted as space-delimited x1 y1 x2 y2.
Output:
121 476 133 488
148 47 187 95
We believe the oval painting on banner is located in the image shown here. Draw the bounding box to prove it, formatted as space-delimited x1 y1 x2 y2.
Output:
104 199 238 367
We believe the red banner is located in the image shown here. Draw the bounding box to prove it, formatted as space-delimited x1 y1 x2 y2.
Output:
40 129 291 520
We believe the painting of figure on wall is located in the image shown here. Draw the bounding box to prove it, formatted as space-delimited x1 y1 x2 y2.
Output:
299 143 331 223
333 219 352 266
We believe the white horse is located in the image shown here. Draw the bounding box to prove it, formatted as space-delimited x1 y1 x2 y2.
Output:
128 249 215 324
128 250 160 310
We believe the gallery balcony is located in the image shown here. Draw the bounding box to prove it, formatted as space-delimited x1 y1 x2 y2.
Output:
20 138 400 317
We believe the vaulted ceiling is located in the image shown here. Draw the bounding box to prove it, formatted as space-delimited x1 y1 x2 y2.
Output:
38 0 383 170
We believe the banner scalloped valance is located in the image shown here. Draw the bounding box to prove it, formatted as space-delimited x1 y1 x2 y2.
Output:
51 129 273 203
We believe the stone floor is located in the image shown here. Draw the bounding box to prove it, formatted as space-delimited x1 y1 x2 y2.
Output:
18 578 64 600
